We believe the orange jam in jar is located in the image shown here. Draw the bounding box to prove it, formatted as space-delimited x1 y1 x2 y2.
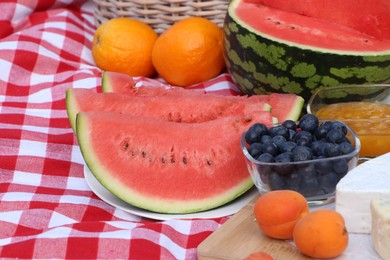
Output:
316 102 390 157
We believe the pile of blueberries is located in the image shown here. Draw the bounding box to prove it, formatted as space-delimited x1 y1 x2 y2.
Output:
244 114 357 198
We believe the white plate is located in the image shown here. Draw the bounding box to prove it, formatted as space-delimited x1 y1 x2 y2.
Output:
83 165 258 220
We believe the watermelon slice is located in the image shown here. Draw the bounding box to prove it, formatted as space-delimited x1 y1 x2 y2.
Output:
100 71 304 122
76 111 258 213
66 88 273 132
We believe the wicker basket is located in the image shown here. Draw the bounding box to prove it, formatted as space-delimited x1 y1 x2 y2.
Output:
93 0 230 34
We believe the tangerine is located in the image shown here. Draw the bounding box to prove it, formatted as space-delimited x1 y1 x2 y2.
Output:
152 17 225 87
293 209 349 258
92 17 158 77
254 190 309 239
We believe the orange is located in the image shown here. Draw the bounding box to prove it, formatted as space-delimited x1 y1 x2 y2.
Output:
254 190 309 239
293 209 349 258
92 17 158 77
152 17 225 87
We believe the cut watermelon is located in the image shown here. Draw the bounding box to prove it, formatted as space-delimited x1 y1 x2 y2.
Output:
100 71 304 122
76 111 257 213
246 0 390 41
66 88 273 132
223 0 390 100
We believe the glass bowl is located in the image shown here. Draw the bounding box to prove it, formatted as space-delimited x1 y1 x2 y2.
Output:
307 84 390 158
241 125 360 206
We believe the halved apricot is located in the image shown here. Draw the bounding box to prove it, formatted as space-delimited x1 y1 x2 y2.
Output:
254 190 309 239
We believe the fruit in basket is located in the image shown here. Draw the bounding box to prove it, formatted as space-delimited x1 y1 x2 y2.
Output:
92 17 158 77
152 17 225 87
99 71 305 122
223 0 390 100
65 88 273 132
253 190 309 239
293 209 349 258
76 112 257 214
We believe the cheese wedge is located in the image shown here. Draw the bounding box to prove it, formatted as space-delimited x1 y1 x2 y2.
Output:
335 152 390 234
371 198 390 260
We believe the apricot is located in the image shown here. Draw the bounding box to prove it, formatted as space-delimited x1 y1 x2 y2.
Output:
254 190 309 239
293 209 349 258
244 251 274 260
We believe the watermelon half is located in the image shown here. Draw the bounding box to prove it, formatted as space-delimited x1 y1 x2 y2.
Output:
76 112 259 214
224 0 390 100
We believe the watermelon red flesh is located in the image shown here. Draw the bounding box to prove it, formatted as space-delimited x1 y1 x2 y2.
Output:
246 0 390 41
100 71 304 122
77 111 255 213
235 1 390 52
66 88 273 132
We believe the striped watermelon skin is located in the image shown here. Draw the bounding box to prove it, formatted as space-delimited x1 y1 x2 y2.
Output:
223 0 390 101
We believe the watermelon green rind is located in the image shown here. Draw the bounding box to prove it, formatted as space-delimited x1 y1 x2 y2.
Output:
66 88 81 132
224 0 390 100
76 111 254 214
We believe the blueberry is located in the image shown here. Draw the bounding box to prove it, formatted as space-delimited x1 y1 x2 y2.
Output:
318 172 338 194
292 146 313 161
288 129 296 141
260 134 272 144
245 129 259 144
333 159 349 178
331 121 348 135
296 164 316 179
261 141 278 156
326 128 345 144
314 125 329 140
324 143 340 157
299 177 320 197
282 120 297 130
275 152 293 163
321 121 333 131
293 131 313 143
315 159 333 175
274 152 294 174
257 153 274 163
279 141 297 153
268 172 285 190
268 125 289 139
286 172 302 187
272 135 287 150
248 142 262 159
339 142 355 155
311 140 326 156
295 137 312 147
299 114 319 133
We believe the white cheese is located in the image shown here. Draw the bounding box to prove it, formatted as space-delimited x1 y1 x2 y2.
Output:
335 152 390 234
371 198 390 260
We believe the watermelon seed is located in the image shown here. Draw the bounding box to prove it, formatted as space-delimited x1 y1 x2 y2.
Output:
120 139 130 151
142 151 146 158
182 157 188 164
161 157 166 163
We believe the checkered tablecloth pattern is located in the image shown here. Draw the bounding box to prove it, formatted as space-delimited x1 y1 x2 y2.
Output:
0 1 241 258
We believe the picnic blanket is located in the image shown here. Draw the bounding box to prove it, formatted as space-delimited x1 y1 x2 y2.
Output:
0 0 243 258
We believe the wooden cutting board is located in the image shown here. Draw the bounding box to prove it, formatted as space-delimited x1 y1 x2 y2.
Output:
197 195 311 260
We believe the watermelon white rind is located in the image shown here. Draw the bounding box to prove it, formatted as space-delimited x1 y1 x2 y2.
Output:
76 111 255 214
224 0 390 100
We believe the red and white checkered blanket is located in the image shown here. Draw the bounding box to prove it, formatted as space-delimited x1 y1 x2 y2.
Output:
0 1 243 258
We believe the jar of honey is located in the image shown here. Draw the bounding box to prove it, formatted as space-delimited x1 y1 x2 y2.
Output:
307 85 390 158
315 102 390 157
